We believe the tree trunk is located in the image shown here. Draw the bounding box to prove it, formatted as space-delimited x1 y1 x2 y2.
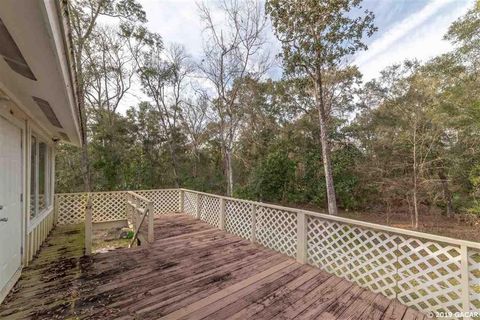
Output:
412 127 419 229
76 51 91 193
413 185 419 229
314 81 338 215
386 202 391 225
168 140 180 188
80 125 91 192
406 195 414 228
193 156 198 178
192 146 199 178
225 148 234 196
438 170 454 218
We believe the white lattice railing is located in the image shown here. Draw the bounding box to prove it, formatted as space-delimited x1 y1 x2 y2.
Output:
53 188 480 317
179 189 480 318
55 189 180 225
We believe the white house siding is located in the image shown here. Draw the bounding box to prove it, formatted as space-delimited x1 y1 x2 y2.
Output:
0 102 56 304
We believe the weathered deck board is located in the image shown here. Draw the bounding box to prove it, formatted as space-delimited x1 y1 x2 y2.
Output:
0 214 426 320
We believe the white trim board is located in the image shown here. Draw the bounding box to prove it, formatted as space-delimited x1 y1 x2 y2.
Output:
0 267 22 305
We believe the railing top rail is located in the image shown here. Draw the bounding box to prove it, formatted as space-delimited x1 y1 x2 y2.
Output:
127 191 152 204
180 188 480 249
55 188 179 196
55 192 89 196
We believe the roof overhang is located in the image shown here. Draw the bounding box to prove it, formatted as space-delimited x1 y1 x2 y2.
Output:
0 0 81 146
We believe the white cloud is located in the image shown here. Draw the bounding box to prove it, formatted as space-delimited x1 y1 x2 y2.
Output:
140 0 208 58
117 0 473 112
356 0 473 81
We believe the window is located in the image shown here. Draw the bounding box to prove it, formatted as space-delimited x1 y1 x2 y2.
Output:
30 135 52 219
39 142 47 212
30 136 36 218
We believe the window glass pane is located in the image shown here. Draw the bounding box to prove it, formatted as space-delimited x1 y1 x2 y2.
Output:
46 145 52 207
47 146 52 206
30 136 36 218
39 142 47 212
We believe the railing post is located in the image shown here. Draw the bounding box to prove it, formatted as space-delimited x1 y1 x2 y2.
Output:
129 193 133 222
147 201 154 243
219 197 226 230
54 194 59 225
126 193 131 225
134 197 140 231
85 194 93 256
196 193 202 220
250 203 257 243
460 245 471 317
179 189 185 213
296 212 307 264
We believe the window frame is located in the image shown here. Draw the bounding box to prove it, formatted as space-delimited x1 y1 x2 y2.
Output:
29 132 53 225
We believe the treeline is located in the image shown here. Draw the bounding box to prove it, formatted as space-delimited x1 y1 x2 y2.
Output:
57 0 480 228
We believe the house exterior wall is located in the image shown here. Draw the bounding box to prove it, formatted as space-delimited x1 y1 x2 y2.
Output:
0 0 80 304
24 115 56 265
0 99 56 303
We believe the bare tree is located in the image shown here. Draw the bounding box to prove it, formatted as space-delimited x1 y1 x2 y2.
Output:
68 0 146 192
198 0 270 196
134 40 194 187
182 92 209 177
83 26 137 125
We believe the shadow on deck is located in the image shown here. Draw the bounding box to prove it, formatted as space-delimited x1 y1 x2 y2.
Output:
0 214 427 319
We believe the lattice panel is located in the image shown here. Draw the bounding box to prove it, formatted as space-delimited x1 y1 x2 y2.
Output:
90 192 128 222
307 216 465 314
56 193 87 225
137 189 180 215
255 206 297 258
468 249 480 312
183 191 197 216
38 194 46 209
200 195 220 227
57 190 181 225
396 238 462 313
225 200 252 240
307 218 398 299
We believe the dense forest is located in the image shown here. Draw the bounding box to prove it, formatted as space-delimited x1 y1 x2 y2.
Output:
58 0 480 231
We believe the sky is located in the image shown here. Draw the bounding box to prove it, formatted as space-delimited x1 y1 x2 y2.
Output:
119 0 475 110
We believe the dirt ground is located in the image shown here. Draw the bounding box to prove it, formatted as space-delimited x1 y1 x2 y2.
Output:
92 227 131 253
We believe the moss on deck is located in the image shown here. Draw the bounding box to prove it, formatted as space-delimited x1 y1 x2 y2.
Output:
0 224 88 319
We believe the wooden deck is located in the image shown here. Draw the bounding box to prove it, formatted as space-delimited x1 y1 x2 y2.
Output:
0 214 427 320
